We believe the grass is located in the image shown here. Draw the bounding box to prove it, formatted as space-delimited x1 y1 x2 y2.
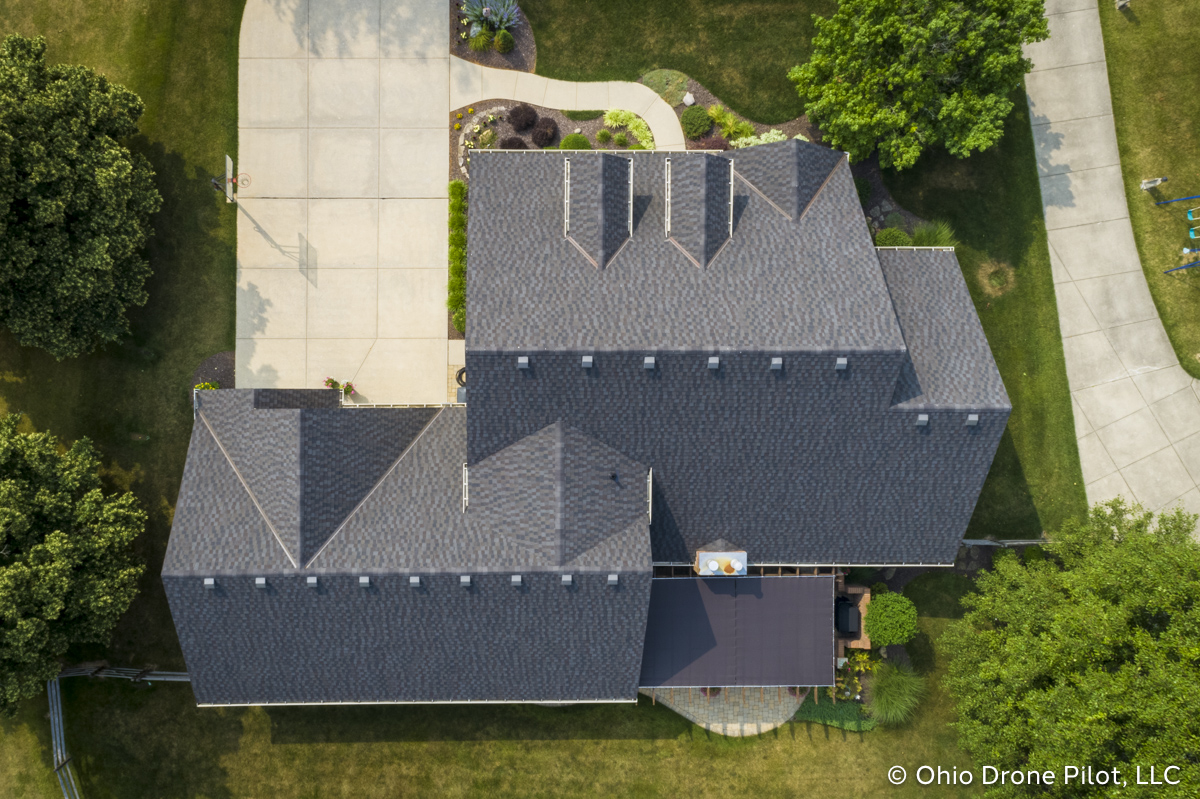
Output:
522 0 836 123
884 94 1088 539
0 0 243 670
0 699 59 798
55 579 979 798
1099 3 1200 377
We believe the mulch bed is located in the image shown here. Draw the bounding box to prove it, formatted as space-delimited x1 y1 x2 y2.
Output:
448 102 647 183
672 77 821 150
447 0 536 73
191 351 235 390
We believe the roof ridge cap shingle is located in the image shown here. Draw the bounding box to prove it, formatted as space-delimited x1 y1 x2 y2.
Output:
795 155 846 224
304 406 447 568
196 411 299 568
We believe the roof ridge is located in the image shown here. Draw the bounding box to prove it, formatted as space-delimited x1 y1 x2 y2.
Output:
197 411 299 568
303 406 446 568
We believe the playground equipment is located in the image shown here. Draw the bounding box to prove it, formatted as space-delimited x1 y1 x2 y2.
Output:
1189 207 1200 221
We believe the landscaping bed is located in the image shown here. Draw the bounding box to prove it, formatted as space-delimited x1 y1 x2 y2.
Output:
448 0 536 73
447 102 653 182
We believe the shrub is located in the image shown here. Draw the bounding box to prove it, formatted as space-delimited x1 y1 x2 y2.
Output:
596 129 612 144
531 117 558 147
864 591 919 646
707 104 754 141
194 382 219 390
469 30 493 51
729 129 788 149
603 109 655 148
627 144 647 150
866 663 926 726
563 109 604 121
854 177 872 207
447 181 468 328
452 307 465 333
642 69 688 106
680 105 712 139
499 136 528 149
478 128 496 148
613 132 629 148
560 133 591 150
692 134 728 151
874 227 912 246
461 0 520 36
494 29 515 53
911 219 958 247
509 103 538 131
884 211 906 229
870 582 889 596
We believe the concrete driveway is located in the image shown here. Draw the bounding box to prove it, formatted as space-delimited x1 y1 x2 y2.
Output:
236 0 685 404
237 0 459 404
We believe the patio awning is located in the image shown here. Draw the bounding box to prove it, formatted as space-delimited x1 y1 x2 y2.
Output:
638 576 835 687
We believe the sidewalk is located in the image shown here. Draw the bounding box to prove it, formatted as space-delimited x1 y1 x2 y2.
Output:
450 58 686 150
1024 0 1200 521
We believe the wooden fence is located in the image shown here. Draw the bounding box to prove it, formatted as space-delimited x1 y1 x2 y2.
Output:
48 667 191 799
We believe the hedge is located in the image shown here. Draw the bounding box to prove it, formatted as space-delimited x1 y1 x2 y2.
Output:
448 180 467 333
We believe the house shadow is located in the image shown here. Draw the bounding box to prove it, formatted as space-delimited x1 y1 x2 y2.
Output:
265 693 698 744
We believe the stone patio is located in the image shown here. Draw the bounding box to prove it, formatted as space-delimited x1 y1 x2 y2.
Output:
640 687 806 737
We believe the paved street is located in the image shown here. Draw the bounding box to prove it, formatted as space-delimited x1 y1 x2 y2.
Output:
1026 0 1200 519
236 0 684 404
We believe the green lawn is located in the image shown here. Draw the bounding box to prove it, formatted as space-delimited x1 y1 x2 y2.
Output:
0 0 245 670
1099 3 1200 377
884 95 1088 539
522 0 835 124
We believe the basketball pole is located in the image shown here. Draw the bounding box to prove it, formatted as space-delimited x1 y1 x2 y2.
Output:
225 155 234 204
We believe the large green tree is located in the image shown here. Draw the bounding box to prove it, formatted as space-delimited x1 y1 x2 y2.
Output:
0 414 144 715
789 0 1048 169
0 34 161 359
944 501 1200 797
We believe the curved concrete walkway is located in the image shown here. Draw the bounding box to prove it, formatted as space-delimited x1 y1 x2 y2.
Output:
1025 0 1200 521
235 0 685 404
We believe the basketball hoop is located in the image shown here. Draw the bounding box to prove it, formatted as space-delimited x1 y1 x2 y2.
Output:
237 173 252 188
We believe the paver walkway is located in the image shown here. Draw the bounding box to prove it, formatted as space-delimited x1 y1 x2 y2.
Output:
1025 0 1200 520
236 0 684 404
640 687 804 737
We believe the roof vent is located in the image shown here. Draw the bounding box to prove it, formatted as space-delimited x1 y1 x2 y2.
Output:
409 575 421 587
643 356 655 369
916 414 930 427
581 355 593 368
511 574 523 586
460 575 472 587
562 574 573 585
607 574 620 586
835 356 848 371
203 578 215 590
359 575 370 588
306 576 318 589
255 577 267 589
517 356 529 369
708 356 720 370
966 414 980 427
770 357 783 371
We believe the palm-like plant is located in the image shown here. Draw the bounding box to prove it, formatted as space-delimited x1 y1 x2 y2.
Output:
461 0 522 37
911 219 958 247
866 662 926 726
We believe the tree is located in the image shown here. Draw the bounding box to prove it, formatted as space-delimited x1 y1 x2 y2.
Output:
788 0 1049 170
0 414 144 715
943 501 1200 797
0 34 161 359
864 590 918 647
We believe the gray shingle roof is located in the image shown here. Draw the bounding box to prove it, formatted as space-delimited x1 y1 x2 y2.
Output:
466 143 905 352
877 249 1010 410
166 571 651 704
